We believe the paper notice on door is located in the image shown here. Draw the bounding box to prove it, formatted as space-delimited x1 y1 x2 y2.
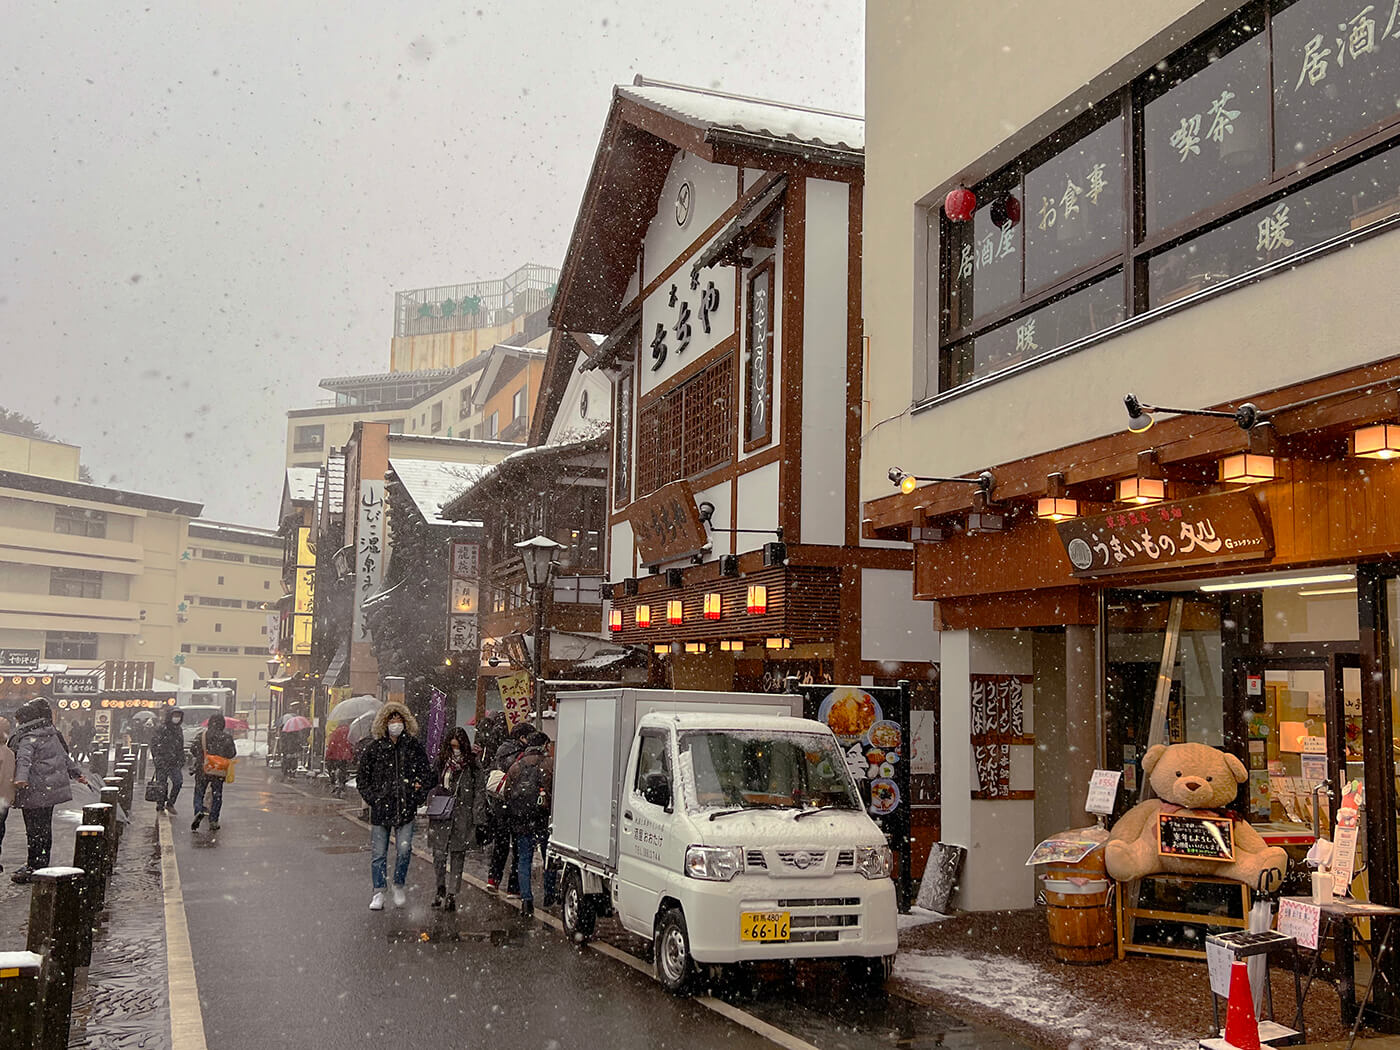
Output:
1300 753 1328 785
1278 898 1322 950
1332 825 1360 897
1206 938 1234 998
1085 769 1122 815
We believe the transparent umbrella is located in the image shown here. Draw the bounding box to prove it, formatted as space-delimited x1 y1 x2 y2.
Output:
325 695 380 726
347 710 377 745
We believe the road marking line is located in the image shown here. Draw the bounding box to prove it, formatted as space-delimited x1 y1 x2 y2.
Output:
157 813 208 1050
330 807 821 1050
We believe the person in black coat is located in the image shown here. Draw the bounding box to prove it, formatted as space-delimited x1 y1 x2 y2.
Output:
149 709 186 814
356 701 433 911
485 722 533 894
189 713 238 832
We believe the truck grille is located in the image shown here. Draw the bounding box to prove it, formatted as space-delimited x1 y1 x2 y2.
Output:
744 848 857 876
746 897 863 942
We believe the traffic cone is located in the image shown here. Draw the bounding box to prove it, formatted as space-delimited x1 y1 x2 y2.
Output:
1222 958 1261 1050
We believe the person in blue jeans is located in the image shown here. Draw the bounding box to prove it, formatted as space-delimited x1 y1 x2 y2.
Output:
189 713 238 832
356 702 433 911
503 731 556 916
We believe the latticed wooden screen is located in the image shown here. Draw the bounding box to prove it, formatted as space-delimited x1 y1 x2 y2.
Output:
635 354 734 497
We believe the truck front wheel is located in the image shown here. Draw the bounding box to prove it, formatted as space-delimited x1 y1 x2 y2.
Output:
561 869 596 943
843 954 895 989
654 908 696 994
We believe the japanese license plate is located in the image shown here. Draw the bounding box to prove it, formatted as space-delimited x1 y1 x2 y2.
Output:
740 910 791 942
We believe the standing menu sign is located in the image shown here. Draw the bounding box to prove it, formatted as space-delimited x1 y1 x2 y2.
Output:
798 682 913 911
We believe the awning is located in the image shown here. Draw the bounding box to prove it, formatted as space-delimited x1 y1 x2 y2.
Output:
322 641 349 688
578 312 640 374
689 175 787 279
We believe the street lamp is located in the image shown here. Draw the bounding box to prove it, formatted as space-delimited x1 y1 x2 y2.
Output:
515 535 562 729
266 657 280 761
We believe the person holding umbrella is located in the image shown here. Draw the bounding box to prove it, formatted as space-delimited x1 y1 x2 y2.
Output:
279 709 311 780
325 722 354 798
356 701 433 910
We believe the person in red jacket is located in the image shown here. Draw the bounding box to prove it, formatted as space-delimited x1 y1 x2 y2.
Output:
325 723 354 799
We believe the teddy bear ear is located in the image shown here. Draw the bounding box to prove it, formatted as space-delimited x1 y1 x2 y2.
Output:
1141 744 1168 775
1224 751 1249 784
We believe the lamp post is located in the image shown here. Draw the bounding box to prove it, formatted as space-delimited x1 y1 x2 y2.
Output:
515 535 562 730
266 657 280 763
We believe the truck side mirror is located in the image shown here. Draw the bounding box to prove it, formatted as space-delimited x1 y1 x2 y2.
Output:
642 771 671 809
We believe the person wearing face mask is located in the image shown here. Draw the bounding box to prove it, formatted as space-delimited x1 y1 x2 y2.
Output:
356 701 433 911
149 708 187 814
427 726 480 911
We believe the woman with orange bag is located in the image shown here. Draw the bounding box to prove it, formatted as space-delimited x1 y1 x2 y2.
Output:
189 712 238 832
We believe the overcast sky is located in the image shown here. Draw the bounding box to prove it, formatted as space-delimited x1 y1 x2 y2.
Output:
1 1 863 524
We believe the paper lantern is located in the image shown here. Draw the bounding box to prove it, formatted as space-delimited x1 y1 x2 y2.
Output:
944 187 977 222
746 584 767 615
635 604 651 628
704 593 722 620
608 609 623 632
667 599 684 626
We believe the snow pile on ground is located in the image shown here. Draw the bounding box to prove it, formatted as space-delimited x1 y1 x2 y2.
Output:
896 906 948 930
896 951 1197 1050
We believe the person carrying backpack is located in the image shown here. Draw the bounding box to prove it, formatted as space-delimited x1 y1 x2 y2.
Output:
189 713 238 831
502 730 555 916
484 722 531 894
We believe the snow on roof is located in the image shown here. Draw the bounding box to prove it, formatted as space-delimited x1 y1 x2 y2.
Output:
618 78 864 154
388 457 488 527
285 467 319 502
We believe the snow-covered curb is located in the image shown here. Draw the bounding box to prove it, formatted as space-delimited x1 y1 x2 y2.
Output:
895 951 1197 1050
897 905 948 930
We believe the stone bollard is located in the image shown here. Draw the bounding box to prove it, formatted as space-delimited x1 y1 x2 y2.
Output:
137 742 148 782
0 950 43 1050
72 826 106 967
81 803 116 905
98 787 123 853
26 868 84 1050
103 776 127 818
115 767 134 815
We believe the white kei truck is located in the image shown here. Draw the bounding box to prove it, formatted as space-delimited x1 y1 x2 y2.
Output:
548 688 898 993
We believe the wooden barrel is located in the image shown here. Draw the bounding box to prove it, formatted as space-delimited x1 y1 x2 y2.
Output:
1043 835 1115 965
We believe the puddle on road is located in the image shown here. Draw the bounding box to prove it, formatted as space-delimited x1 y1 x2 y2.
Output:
385 924 524 947
315 844 369 855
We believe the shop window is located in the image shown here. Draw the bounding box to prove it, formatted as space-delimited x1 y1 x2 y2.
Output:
1023 114 1126 294
1142 17 1271 236
1272 0 1400 168
50 567 103 599
53 506 107 538
1148 144 1400 306
45 631 98 660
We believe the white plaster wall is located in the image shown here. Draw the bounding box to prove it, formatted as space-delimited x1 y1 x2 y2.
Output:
734 461 780 553
860 567 939 664
800 179 850 548
694 478 733 560
609 520 634 583
643 152 738 287
546 353 614 445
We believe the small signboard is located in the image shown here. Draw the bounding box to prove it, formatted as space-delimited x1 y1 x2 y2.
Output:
54 674 100 696
0 649 40 670
1332 824 1360 897
1025 830 1106 867
627 479 709 567
1085 769 1122 815
1158 813 1235 861
1278 898 1321 950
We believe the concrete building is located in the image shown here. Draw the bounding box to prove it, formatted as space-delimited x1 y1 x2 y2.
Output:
861 0 1400 920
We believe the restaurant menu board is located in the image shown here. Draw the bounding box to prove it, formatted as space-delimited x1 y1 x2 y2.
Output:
1158 813 1236 861
1025 830 1106 867
800 682 912 910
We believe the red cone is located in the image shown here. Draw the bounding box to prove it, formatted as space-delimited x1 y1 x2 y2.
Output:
1222 958 1261 1050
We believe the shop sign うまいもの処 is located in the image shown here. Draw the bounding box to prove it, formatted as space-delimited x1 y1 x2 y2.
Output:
1055 491 1271 578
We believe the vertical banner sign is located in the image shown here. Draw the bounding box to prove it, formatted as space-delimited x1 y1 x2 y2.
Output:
498 672 534 731
266 613 281 656
426 686 449 761
969 675 1028 798
799 682 914 912
447 541 480 654
292 526 316 655
354 482 385 643
744 261 774 449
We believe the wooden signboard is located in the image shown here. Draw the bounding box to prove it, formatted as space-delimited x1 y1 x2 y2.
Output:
1056 491 1271 578
628 479 708 567
1157 813 1235 861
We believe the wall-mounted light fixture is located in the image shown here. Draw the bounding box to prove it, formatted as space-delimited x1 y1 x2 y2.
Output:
653 643 670 656
1353 423 1400 460
719 555 739 576
966 511 1005 533
719 639 745 652
621 577 639 597
666 599 684 625
704 593 722 620
608 609 623 632
666 567 684 588
765 637 792 650
1123 393 1264 434
889 466 996 500
635 603 652 628
746 584 767 615
1035 472 1079 522
684 641 708 654
1219 423 1279 485
1117 449 1168 504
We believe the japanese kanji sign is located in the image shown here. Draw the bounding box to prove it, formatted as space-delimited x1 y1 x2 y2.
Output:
1056 491 1271 578
354 481 385 643
627 479 709 567
447 540 480 655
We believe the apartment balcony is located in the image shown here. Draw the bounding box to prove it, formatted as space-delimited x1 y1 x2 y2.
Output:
0 525 144 572
0 591 142 635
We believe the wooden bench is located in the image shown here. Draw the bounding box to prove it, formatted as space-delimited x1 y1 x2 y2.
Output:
1117 873 1251 960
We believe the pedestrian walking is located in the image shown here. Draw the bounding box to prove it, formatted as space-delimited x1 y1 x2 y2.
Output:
0 716 14 874
503 730 555 916
9 698 87 883
356 701 433 911
325 723 354 799
189 713 238 832
69 718 94 765
428 727 480 912
150 708 186 814
485 722 533 894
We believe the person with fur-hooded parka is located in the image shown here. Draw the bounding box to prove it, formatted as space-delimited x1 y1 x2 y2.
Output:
10 698 87 882
356 701 434 910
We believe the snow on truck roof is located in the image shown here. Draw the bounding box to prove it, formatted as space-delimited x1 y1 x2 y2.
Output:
642 712 830 735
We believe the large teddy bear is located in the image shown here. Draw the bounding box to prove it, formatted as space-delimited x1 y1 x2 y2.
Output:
1104 741 1287 893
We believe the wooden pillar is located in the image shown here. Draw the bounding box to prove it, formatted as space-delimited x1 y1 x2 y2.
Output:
1065 623 1098 821
834 565 862 683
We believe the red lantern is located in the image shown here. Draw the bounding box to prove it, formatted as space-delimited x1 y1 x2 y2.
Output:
944 187 977 223
990 194 1021 228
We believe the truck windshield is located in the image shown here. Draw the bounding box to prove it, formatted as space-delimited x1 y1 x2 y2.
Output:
676 729 861 814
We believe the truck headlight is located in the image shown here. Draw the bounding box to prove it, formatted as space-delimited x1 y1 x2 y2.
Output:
684 845 743 881
855 845 892 880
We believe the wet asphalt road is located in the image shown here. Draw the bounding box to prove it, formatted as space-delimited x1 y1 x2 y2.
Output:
170 769 1029 1050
